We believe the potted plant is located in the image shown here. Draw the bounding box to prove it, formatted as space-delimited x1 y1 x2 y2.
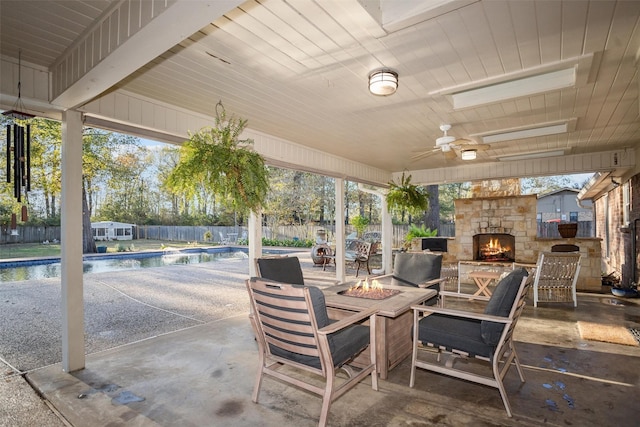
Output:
386 172 429 216
557 221 578 238
404 224 438 251
167 102 269 214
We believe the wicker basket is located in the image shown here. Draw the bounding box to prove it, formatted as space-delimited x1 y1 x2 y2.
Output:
557 223 578 238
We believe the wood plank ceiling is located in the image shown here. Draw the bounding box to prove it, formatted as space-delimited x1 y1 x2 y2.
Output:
1 0 639 179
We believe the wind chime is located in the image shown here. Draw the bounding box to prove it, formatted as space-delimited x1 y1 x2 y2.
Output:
3 50 35 233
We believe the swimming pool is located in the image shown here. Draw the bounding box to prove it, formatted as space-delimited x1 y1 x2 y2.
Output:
0 247 294 282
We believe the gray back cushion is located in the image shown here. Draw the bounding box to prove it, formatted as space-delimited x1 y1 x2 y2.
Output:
480 268 528 346
257 256 305 285
267 284 369 369
307 286 330 328
391 253 442 287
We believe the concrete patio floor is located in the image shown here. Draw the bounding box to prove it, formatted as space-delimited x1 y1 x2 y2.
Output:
2 250 640 426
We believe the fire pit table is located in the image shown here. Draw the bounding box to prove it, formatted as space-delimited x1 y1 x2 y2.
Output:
322 278 436 379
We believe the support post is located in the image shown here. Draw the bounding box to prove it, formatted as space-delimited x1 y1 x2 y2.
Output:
381 194 393 274
248 209 262 277
335 178 346 282
61 110 85 372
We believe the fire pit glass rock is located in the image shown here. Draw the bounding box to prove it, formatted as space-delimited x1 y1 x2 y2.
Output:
338 278 401 300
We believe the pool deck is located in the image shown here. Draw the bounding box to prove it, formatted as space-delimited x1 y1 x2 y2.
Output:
1 250 639 426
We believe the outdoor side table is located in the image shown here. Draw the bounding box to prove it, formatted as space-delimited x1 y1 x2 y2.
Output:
468 270 501 300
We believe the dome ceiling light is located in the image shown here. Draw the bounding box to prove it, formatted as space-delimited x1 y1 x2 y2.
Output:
368 69 398 96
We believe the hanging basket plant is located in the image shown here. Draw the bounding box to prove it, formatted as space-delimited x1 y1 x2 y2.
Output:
386 172 429 216
167 102 269 214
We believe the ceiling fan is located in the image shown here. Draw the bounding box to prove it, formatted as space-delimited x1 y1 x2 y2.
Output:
411 124 489 161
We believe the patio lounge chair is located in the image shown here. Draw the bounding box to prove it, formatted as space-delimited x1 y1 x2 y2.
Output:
246 277 378 427
532 251 582 307
409 268 531 417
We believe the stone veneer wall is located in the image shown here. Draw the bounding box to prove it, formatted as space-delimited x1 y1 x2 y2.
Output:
439 194 602 292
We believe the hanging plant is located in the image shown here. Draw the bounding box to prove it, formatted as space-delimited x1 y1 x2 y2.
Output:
386 172 429 216
167 102 269 213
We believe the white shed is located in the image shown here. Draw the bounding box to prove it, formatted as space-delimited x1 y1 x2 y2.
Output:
91 221 135 241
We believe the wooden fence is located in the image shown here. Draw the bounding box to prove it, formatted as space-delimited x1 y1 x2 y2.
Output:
1 221 593 246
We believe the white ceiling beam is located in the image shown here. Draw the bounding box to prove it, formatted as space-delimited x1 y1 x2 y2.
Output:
402 149 635 186
52 0 244 109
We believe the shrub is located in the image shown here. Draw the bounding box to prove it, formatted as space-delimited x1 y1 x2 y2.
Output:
404 224 438 243
350 215 370 237
261 237 314 248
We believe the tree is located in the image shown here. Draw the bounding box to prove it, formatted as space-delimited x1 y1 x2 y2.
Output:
521 175 573 195
423 184 440 233
350 215 370 237
439 182 471 222
81 128 140 253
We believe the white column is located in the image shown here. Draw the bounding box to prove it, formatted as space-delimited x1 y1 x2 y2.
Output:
248 209 262 277
381 195 393 275
335 178 346 282
60 110 85 372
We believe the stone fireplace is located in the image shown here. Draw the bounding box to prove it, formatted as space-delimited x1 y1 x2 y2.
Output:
446 194 539 263
473 233 515 262
439 181 602 292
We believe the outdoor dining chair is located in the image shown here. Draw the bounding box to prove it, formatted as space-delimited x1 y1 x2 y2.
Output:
246 277 378 427
376 252 445 306
409 268 531 417
256 255 306 285
532 251 582 307
255 255 339 287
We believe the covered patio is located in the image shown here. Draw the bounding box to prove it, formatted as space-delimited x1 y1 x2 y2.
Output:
1 1 640 425
5 252 638 426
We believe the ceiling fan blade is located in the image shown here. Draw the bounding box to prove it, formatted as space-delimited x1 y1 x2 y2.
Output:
444 149 457 160
410 149 440 161
411 148 440 160
455 142 491 151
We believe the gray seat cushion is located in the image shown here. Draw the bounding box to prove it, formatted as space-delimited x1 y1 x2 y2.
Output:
257 256 305 285
417 314 492 358
417 268 528 356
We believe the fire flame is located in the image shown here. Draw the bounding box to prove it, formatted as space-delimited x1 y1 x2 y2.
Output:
348 277 383 293
480 238 511 257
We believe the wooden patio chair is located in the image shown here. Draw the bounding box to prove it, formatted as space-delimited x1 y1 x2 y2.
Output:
246 277 378 427
376 252 445 306
532 251 582 307
409 268 531 417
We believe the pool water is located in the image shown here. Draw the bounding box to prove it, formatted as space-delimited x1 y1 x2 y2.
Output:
0 248 249 282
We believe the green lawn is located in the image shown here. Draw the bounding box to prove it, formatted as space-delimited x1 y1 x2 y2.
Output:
0 239 214 260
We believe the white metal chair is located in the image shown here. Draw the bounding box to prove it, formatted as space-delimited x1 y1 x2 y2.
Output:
532 251 582 307
218 231 230 245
